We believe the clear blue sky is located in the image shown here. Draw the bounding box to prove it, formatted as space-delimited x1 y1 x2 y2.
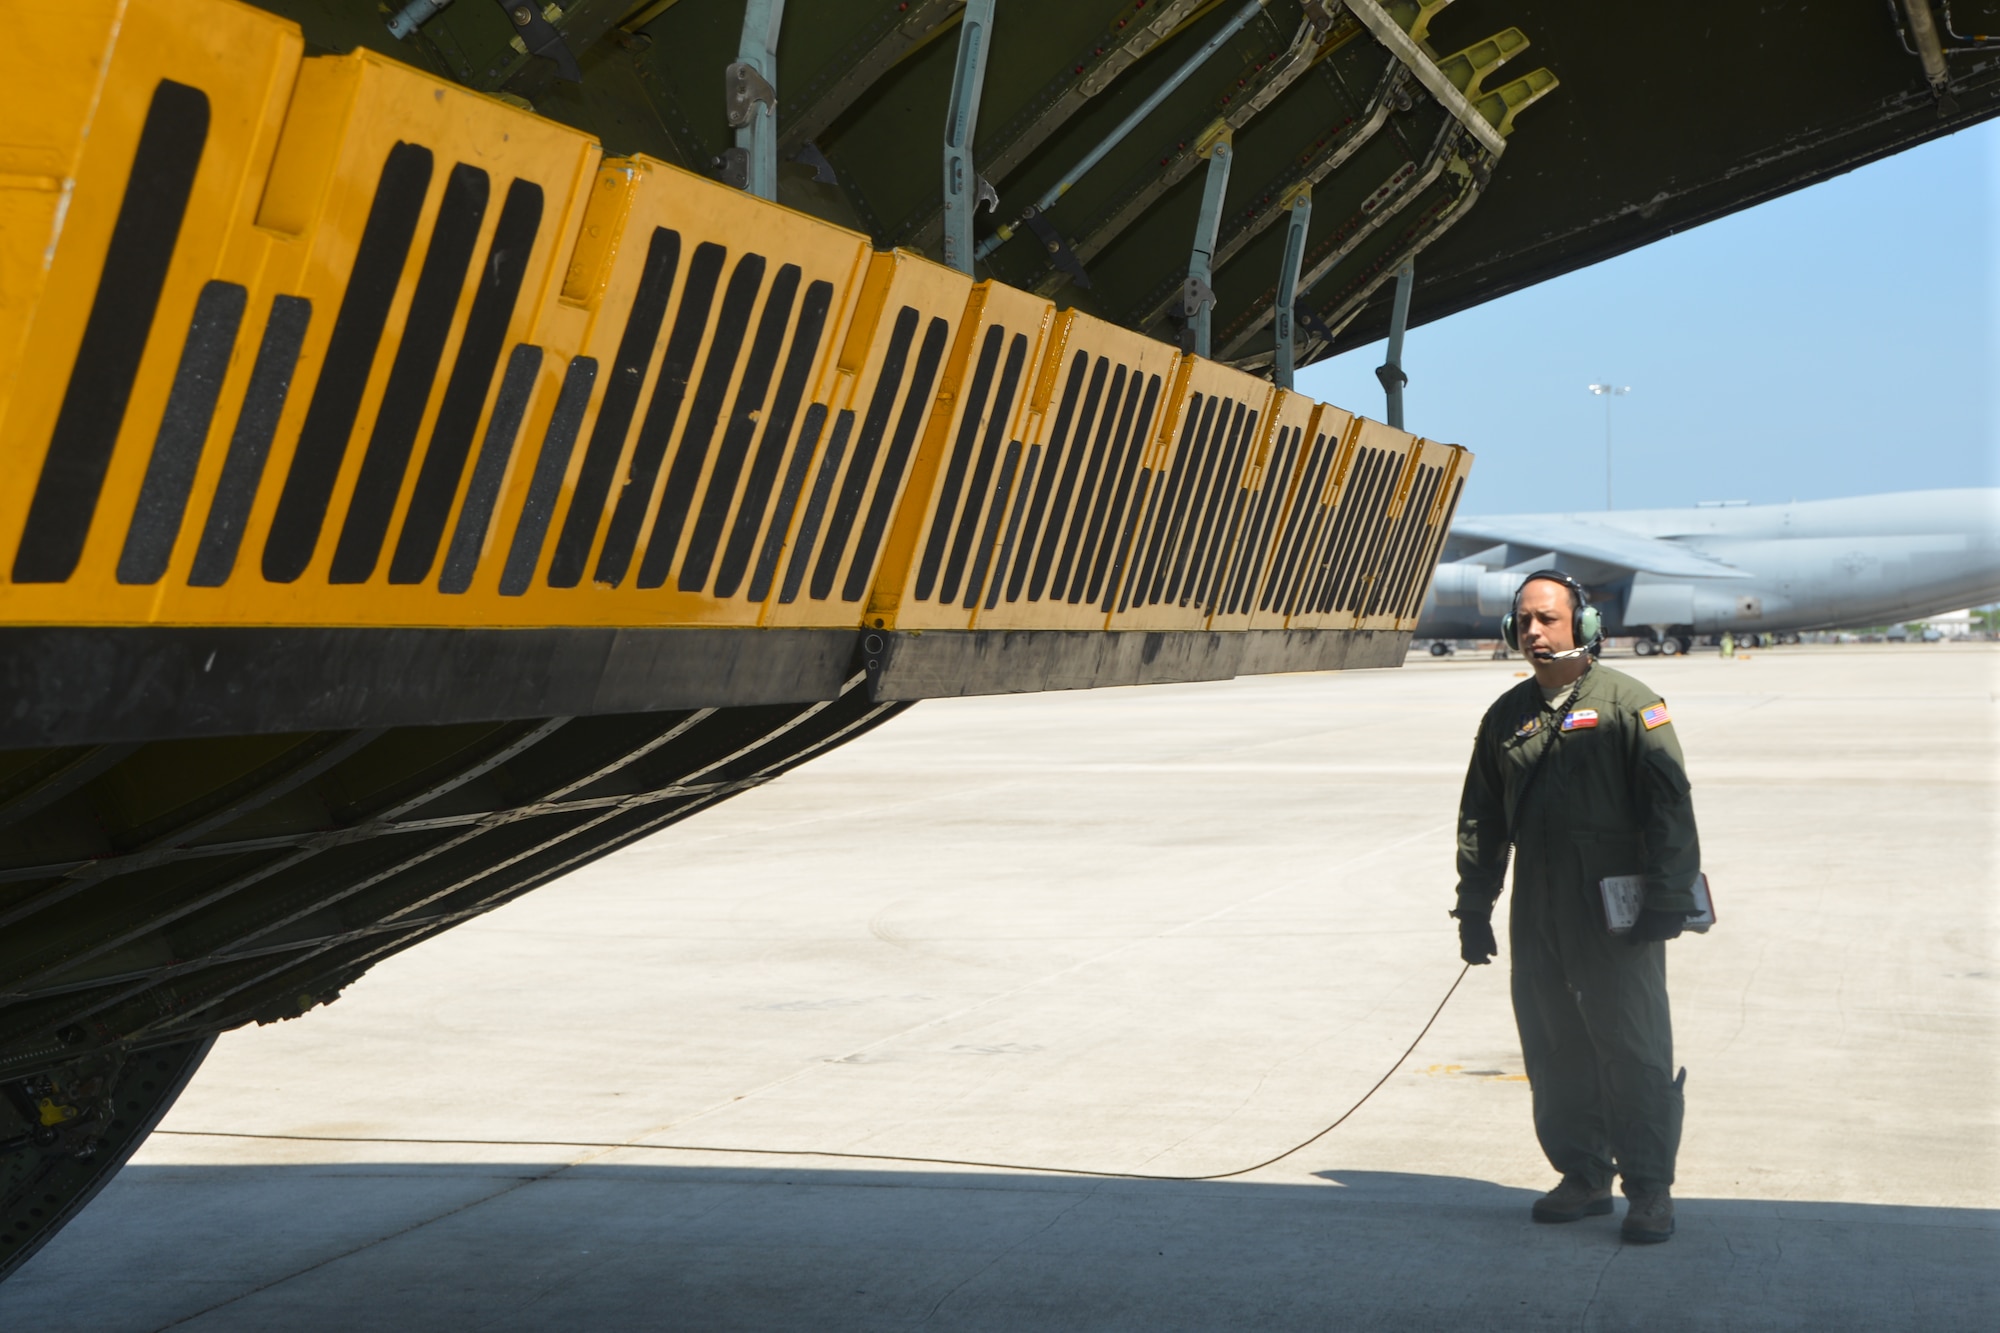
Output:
1297 119 1999 517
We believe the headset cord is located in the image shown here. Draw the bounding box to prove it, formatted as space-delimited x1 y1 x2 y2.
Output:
159 964 1472 1184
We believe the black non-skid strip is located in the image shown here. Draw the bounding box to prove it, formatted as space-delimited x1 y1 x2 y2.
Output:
1131 392 1215 608
1092 374 1163 611
1065 366 1141 603
1382 474 1434 618
1368 466 1431 618
1194 410 1262 612
1220 421 1281 613
16 80 210 585
914 324 1005 603
1164 399 1243 606
1005 351 1087 603
1224 425 1300 615
499 355 597 595
962 439 1022 609
809 307 920 601
545 227 681 587
1381 467 1441 617
1340 464 1399 615
1049 362 1128 601
1325 450 1390 613
1115 441 1179 616
331 163 491 585
635 249 767 589
939 332 1028 606
1285 436 1349 617
263 142 434 584
712 278 831 599
1212 424 1278 616
589 238 721 587
1111 470 1155 615
842 315 948 604
746 402 828 603
781 408 854 603
1305 447 1372 616
1255 436 1309 613
987 443 1042 611
1147 394 1228 607
392 178 545 585
440 343 543 594
190 296 313 588
1184 396 1248 604
1360 462 1418 617
1260 435 1327 616
1192 407 1260 611
1026 356 1110 602
1077 370 1154 606
666 259 798 593
117 280 247 585
1343 453 1405 614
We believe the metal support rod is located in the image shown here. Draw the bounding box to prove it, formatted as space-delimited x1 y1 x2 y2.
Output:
1272 187 1312 389
1587 382 1630 509
1186 133 1234 357
733 0 787 200
942 0 997 274
1375 261 1413 428
975 0 1266 262
1900 0 1953 89
385 0 453 41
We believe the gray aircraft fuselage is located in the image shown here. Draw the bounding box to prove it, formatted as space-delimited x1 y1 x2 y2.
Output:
1417 488 2000 641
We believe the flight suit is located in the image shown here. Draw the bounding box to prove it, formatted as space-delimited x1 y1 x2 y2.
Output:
1454 663 1701 1191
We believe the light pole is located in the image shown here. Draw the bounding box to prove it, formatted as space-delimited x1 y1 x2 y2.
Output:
1587 383 1630 509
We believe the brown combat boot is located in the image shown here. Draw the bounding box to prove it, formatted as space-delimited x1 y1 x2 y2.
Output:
1621 1187 1675 1243
1531 1175 1614 1223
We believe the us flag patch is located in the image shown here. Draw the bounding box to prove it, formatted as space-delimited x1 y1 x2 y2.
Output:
1641 702 1672 730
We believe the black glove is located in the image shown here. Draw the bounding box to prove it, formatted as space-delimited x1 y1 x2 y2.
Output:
1629 907 1690 944
1453 908 1498 965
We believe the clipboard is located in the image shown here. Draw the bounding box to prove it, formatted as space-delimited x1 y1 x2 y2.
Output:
1601 872 1716 934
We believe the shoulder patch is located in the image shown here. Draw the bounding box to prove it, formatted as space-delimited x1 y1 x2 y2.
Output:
1641 702 1672 730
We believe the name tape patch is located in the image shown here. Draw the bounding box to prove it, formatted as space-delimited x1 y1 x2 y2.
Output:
1641 702 1672 730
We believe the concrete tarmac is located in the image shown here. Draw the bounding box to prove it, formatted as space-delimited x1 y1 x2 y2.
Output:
4 643 1995 1330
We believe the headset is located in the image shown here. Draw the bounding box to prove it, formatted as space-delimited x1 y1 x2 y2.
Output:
1501 569 1603 657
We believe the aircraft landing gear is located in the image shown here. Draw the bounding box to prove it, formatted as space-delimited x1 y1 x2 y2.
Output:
1428 641 1453 657
1634 637 1658 657
1659 636 1683 656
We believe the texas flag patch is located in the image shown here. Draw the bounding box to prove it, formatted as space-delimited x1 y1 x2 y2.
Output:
1641 702 1672 730
1561 710 1599 731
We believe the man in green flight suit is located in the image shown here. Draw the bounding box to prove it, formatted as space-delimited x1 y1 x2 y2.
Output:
1452 571 1703 1244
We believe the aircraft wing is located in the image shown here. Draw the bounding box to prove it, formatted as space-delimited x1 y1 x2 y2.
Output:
1450 517 1752 579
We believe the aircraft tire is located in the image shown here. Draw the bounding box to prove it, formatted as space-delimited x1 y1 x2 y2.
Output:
1 1037 215 1281
1676 636 1694 655
1659 637 1682 657
1634 639 1657 657
1429 641 1451 657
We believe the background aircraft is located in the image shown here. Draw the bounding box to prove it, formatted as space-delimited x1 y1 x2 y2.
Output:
1417 489 2000 655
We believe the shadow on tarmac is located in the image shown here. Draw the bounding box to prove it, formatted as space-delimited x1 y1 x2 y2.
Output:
2 1162 1993 1330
